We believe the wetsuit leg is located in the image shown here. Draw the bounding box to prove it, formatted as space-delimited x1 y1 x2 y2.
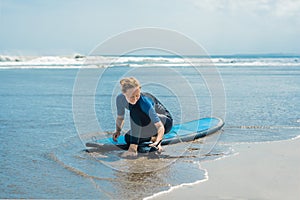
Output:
126 104 173 145
127 104 154 144
124 130 152 145
124 114 173 145
157 113 173 134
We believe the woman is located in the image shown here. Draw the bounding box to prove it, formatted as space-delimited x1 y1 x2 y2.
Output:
113 77 173 157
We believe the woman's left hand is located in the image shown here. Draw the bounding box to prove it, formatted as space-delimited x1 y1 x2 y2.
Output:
149 140 163 153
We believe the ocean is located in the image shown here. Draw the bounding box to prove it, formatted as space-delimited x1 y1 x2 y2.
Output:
1 54 300 199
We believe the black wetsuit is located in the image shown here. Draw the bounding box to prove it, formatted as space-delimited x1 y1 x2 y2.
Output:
116 92 173 145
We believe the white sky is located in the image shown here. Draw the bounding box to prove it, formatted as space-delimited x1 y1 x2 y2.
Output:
0 0 300 55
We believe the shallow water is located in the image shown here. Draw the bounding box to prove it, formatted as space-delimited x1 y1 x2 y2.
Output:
1 58 300 199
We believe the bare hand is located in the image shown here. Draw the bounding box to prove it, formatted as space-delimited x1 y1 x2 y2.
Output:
112 131 120 142
149 140 163 153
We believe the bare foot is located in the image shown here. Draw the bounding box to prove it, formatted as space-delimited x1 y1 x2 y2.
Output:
121 144 138 158
121 150 137 158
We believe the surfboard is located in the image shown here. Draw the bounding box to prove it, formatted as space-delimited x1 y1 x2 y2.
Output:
85 117 224 153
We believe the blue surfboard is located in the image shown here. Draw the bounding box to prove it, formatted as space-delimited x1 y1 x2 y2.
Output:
86 117 224 152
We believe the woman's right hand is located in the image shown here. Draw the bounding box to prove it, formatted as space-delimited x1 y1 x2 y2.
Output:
112 131 120 142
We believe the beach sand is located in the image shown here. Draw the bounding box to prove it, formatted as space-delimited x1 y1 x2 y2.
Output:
150 137 300 200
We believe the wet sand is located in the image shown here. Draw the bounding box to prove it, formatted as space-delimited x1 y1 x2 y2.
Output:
150 137 300 200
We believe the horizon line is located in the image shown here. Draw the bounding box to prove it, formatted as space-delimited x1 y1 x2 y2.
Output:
1 52 300 57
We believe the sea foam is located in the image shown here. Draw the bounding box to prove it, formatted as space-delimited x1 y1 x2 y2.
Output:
0 55 299 69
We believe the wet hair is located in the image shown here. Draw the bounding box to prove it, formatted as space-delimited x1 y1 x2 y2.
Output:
120 77 141 93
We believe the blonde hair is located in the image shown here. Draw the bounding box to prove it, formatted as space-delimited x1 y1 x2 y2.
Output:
120 77 141 93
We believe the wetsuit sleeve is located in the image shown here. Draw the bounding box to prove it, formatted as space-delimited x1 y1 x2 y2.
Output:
116 94 126 116
148 106 161 123
141 96 161 123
